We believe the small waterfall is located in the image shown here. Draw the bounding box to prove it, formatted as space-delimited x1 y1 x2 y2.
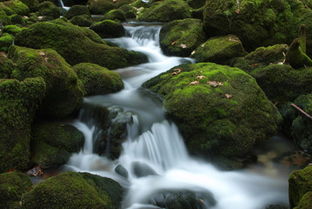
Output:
58 0 70 11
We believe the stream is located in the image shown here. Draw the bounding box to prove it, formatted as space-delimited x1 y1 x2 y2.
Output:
64 22 289 209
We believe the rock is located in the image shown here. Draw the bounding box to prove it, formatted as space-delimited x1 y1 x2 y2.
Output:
285 38 312 69
147 190 216 209
88 0 134 14
191 35 246 64
15 19 147 69
159 18 205 57
0 33 14 52
0 171 32 209
3 25 24 36
103 9 126 21
64 5 90 19
90 19 125 38
294 191 312 209
119 4 136 19
251 64 312 103
114 164 128 178
0 10 11 25
21 172 123 209
138 0 191 22
132 161 158 177
0 78 46 172
37 1 61 20
79 103 110 129
0 0 30 16
143 63 281 157
70 14 93 27
289 165 312 208
8 45 84 118
20 0 39 12
62 0 88 7
31 121 84 169
186 0 206 9
0 54 14 78
9 14 26 25
232 44 288 72
73 63 124 96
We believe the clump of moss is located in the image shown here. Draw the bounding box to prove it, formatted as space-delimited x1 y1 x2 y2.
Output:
15 19 147 69
0 0 30 16
191 35 247 64
3 25 24 35
0 54 15 79
138 0 192 22
64 5 90 19
119 4 136 19
0 77 46 172
143 62 281 157
73 63 123 96
0 33 14 52
8 46 83 119
294 192 312 209
21 172 123 209
103 9 126 21
70 14 93 27
90 19 125 38
159 18 205 57
37 1 61 20
0 171 32 209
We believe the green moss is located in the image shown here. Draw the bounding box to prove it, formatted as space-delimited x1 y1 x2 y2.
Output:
0 171 32 209
138 0 192 22
21 0 39 12
285 38 312 68
37 1 61 20
88 0 115 14
0 10 11 25
3 25 24 35
73 63 123 96
0 55 15 78
289 165 312 207
0 77 46 172
64 5 90 19
103 9 126 21
143 62 281 157
159 18 205 57
119 4 136 19
191 35 247 64
21 172 122 209
0 33 14 52
70 14 93 27
15 19 147 69
0 0 29 16
251 64 312 102
8 46 83 119
9 14 25 25
294 192 312 209
90 19 125 38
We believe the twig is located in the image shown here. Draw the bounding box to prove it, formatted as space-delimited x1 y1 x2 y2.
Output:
291 103 312 120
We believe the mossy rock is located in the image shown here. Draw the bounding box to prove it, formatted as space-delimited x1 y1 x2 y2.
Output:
143 62 281 157
64 5 90 19
103 9 126 21
0 0 30 16
191 35 247 64
159 18 205 57
8 46 84 119
119 4 136 19
0 33 14 52
0 77 46 172
21 172 123 209
70 14 93 27
73 63 124 96
285 38 312 69
294 191 312 209
232 44 288 72
20 0 39 12
138 0 192 22
62 0 88 7
203 0 310 51
0 171 32 209
88 0 133 14
15 19 147 69
0 54 15 79
37 1 61 20
3 25 24 36
289 165 312 208
90 19 125 38
251 64 312 103
9 14 26 25
0 9 11 25
186 0 206 9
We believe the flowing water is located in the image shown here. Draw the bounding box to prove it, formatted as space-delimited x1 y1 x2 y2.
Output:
65 22 289 209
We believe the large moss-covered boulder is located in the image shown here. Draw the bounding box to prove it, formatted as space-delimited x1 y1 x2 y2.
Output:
138 0 191 22
0 77 46 172
159 18 205 57
232 44 288 72
90 19 125 38
191 35 246 64
37 1 61 20
15 19 147 69
88 0 134 14
294 192 312 209
31 122 84 169
0 54 15 79
73 63 123 96
289 165 312 208
103 9 126 21
21 172 123 209
0 0 30 16
203 0 309 51
69 14 93 27
143 63 281 157
0 33 14 52
64 5 90 19
0 171 32 209
8 46 83 118
251 64 312 103
3 25 24 36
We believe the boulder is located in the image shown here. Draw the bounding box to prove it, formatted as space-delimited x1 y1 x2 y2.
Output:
0 33 14 52
21 172 123 209
191 35 246 64
103 9 126 21
132 161 158 177
90 19 125 38
289 165 312 208
69 14 93 27
251 64 312 103
88 0 134 14
119 4 136 19
138 0 191 22
0 171 32 209
0 0 30 16
294 192 312 209
73 62 124 96
37 1 61 20
64 5 90 19
15 19 147 69
0 78 46 172
159 18 205 57
8 46 84 118
143 63 281 157
0 54 14 79
3 25 24 36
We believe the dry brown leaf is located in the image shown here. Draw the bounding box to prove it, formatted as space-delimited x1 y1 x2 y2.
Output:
189 81 199 85
196 75 206 80
225 94 233 99
180 44 187 48
172 68 182 76
39 51 45 56
207 81 223 87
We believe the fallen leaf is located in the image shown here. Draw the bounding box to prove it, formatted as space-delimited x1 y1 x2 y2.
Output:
196 75 206 80
172 68 182 75
189 81 200 85
171 41 177 46
180 44 187 48
39 51 45 56
207 81 223 87
225 94 233 99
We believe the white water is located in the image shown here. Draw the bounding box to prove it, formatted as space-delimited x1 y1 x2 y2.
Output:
59 0 70 11
66 23 288 209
